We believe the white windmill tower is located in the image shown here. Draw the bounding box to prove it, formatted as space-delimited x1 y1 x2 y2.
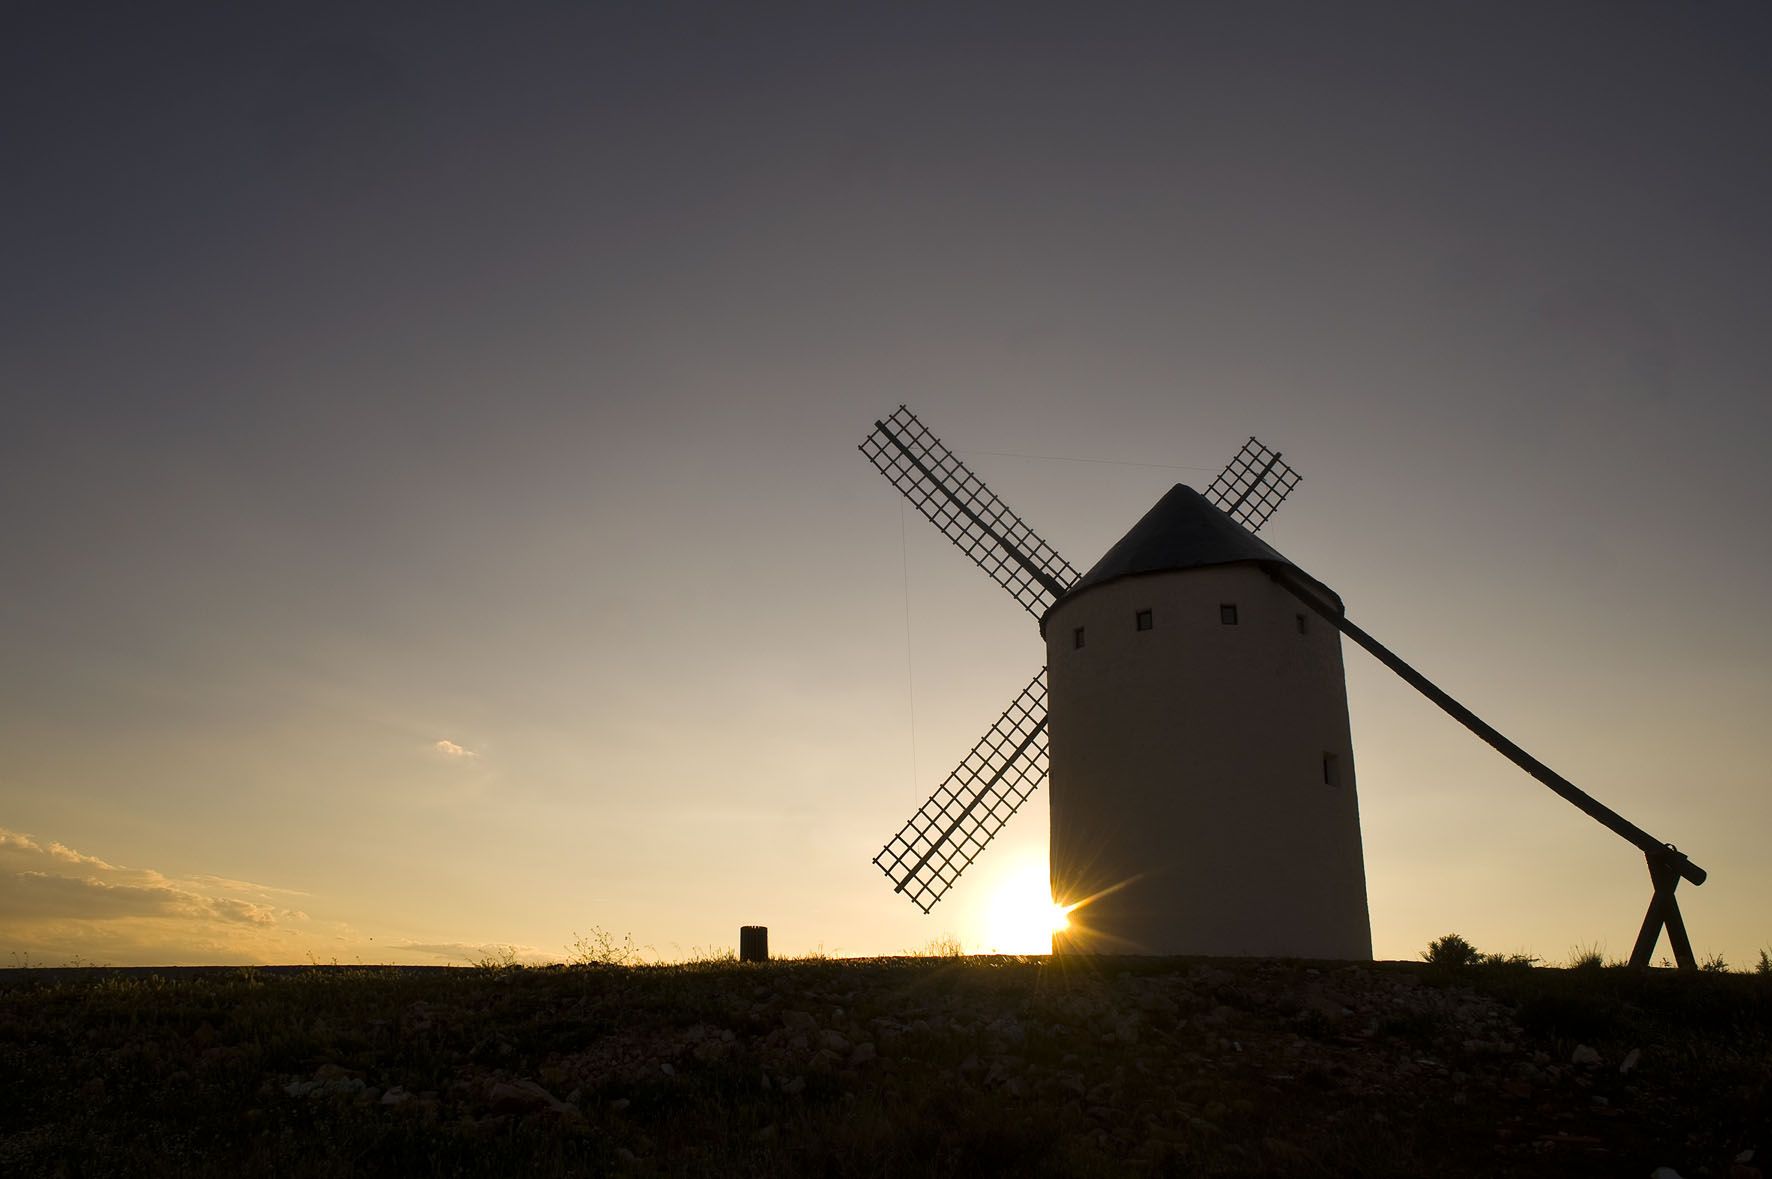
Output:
862 406 1706 966
1041 483 1369 958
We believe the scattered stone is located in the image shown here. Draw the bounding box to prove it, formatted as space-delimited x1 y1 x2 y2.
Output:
781 1011 818 1032
1570 1044 1602 1067
1620 1047 1642 1075
485 1079 572 1116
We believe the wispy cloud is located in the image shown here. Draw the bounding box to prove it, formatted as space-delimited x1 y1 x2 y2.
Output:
393 940 550 965
186 873 310 898
433 739 477 759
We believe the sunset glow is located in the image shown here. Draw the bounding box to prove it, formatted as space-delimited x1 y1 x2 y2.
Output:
979 861 1071 954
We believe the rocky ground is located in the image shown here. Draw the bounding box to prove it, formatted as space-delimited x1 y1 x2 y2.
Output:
0 955 1766 1176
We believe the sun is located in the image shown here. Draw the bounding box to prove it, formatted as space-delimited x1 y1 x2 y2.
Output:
979 860 1072 953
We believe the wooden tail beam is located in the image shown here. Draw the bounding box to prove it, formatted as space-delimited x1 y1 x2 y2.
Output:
1270 568 1707 953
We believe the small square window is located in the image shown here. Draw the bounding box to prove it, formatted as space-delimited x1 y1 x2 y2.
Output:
1219 603 1239 626
1296 614 1308 635
1135 609 1153 631
1323 752 1342 787
1073 626 1085 650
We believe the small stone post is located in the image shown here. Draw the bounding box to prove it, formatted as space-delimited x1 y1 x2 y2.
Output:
739 926 768 963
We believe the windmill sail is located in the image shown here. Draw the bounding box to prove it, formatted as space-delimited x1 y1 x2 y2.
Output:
1203 437 1299 533
860 406 1079 616
873 669 1050 913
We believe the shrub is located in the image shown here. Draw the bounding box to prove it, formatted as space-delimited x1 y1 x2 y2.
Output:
1700 952 1730 973
566 927 646 967
1758 948 1771 976
471 945 521 971
1422 933 1481 969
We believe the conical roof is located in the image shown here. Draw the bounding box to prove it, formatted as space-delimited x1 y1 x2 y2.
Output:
1041 484 1340 633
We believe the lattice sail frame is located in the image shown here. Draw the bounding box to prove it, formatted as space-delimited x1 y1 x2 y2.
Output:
1202 437 1300 533
861 406 1079 616
873 670 1050 913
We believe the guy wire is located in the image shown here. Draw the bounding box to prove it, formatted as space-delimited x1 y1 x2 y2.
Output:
900 501 919 793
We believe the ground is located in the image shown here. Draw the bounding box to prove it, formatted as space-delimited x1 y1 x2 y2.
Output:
1 956 1766 1176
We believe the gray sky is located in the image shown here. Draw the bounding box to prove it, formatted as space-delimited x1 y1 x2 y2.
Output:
3 1 1769 966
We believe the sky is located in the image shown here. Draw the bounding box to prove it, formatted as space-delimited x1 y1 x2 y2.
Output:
3 2 1770 968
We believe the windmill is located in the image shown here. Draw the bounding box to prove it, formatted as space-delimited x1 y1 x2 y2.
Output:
861 405 1706 967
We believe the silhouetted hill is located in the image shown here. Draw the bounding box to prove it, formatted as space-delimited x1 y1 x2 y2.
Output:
0 956 1765 1176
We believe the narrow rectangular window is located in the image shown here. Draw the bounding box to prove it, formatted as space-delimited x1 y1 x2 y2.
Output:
1323 752 1341 787
1219 603 1239 626
1073 626 1085 650
1135 609 1153 631
1296 614 1308 635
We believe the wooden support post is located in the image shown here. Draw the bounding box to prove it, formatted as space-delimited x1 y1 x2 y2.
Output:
739 926 769 963
1628 851 1699 970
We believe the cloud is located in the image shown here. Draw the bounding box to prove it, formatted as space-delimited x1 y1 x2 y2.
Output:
0 830 44 854
46 841 117 869
210 897 279 926
0 826 509 967
433 739 477 759
2 830 164 888
186 873 309 898
393 940 550 965
0 826 323 964
0 871 195 921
